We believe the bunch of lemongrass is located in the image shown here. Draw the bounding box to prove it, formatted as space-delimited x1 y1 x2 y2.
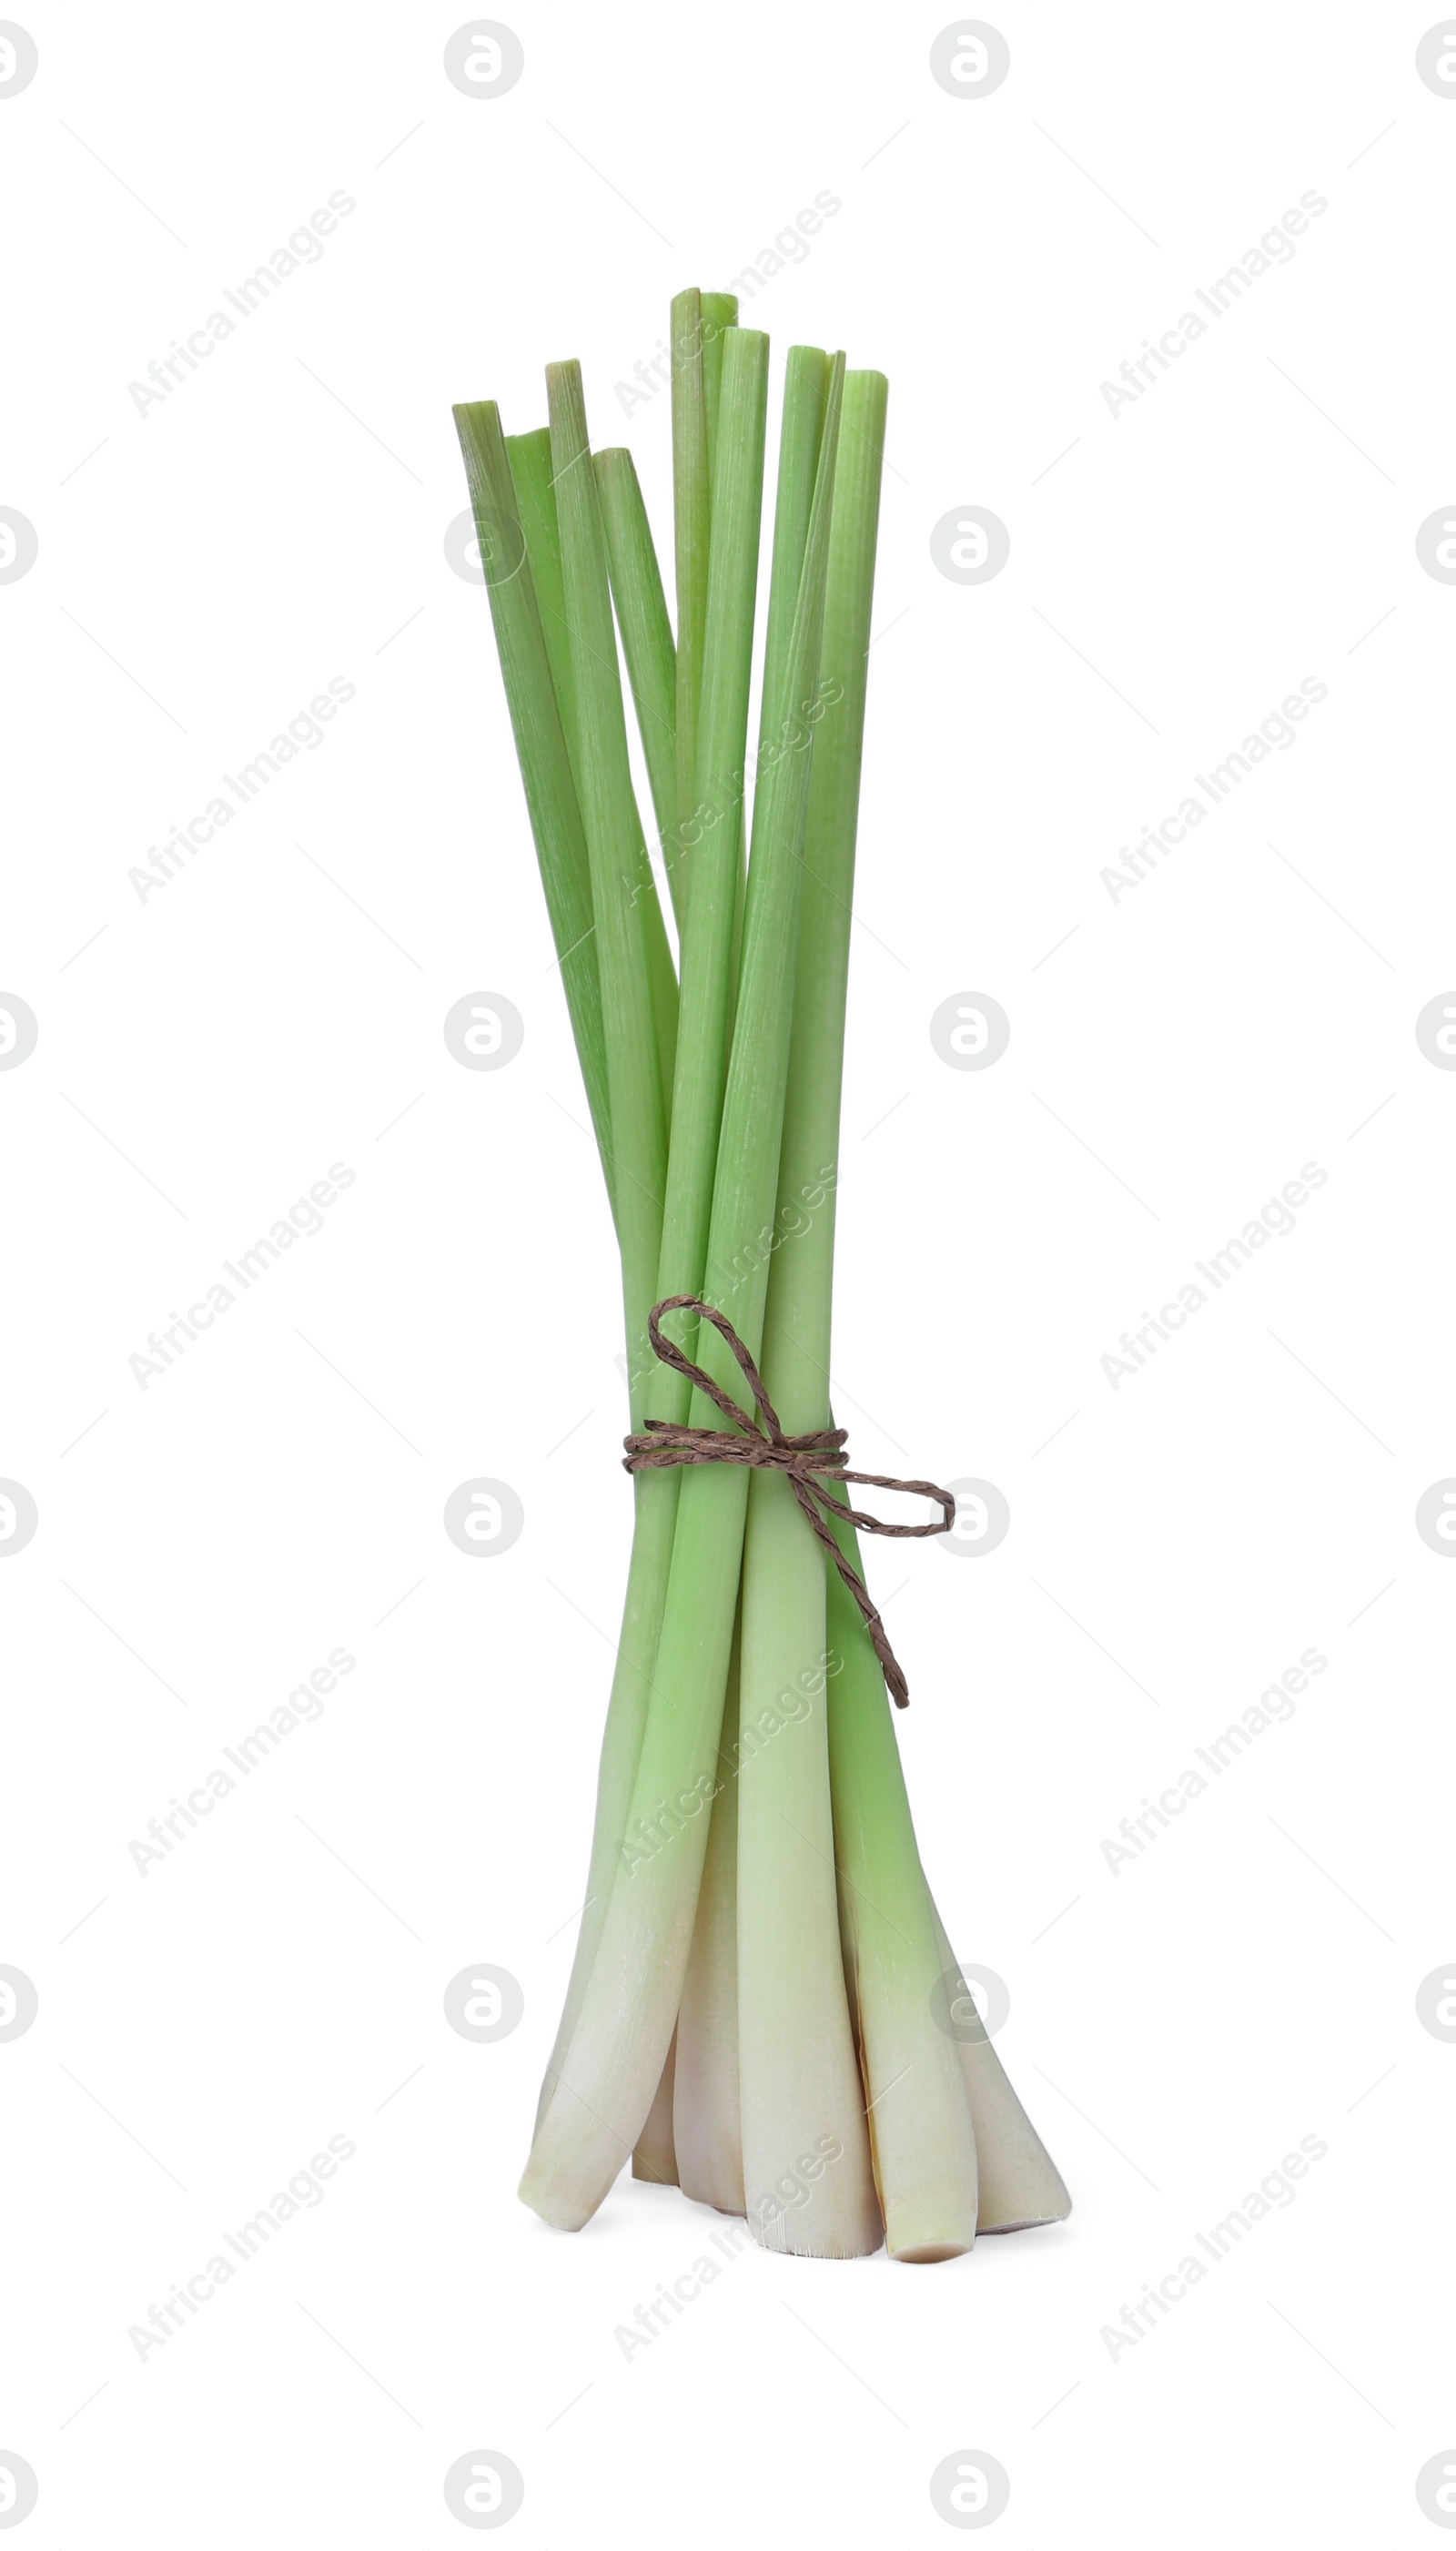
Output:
453 289 1069 2262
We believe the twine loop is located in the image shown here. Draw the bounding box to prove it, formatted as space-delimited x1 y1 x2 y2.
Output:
622 1294 954 1707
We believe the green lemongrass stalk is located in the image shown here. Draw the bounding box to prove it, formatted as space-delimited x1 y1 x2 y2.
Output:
636 325 769 1670
700 290 738 473
755 367 978 2258
513 410 679 1129
520 359 846 2232
531 1481 682 2142
737 1468 881 2252
595 448 678 905
670 289 710 918
785 363 1068 2237
520 377 683 2151
639 323 769 1402
821 1539 1067 2232
727 343 828 1051
672 1604 745 2213
533 330 768 2148
618 340 767 2187
638 833 681 1126
823 1554 980 2259
670 289 739 917
506 427 581 773
459 401 671 2154
630 334 770 2193
452 401 613 1205
669 319 769 1206
733 350 881 2259
753 350 830 780
547 360 668 1421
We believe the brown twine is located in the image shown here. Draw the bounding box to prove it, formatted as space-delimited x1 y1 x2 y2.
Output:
622 1294 955 1709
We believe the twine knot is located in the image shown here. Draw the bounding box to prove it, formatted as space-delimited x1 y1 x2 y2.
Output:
622 1294 954 1707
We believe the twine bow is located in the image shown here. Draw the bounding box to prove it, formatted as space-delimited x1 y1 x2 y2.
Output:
622 1294 955 1707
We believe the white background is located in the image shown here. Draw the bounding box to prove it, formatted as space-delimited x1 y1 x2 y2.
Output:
5 2 1455 2541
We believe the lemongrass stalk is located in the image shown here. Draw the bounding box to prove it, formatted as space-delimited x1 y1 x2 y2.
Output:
519 376 680 2144
729 344 828 1046
733 351 881 2258
820 1529 1067 2232
737 1466 882 2252
632 2024 679 2184
700 290 738 474
619 339 764 2185
924 1896 1071 2230
823 1550 980 2259
671 289 711 917
595 448 678 909
452 401 613 1204
520 360 847 2232
671 289 739 917
781 360 1067 2235
665 320 769 1268
672 1598 746 2215
642 322 770 1385
547 360 667 1422
506 427 582 774
460 405 671 2153
635 803 680 1116
753 351 830 777
515 410 678 1114
751 367 979 2257
533 330 769 2146
531 1473 682 2138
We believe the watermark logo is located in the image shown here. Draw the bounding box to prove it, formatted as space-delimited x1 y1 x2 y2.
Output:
1416 993 1456 1065
0 996 37 1068
0 509 36 582
444 1480 524 1555
443 2452 524 2527
1416 510 1456 580
1416 25 1456 96
936 1479 1010 1556
0 1969 38 2042
443 1965 523 2042
444 507 526 586
1417 2452 1456 2526
931 1961 1009 2040
0 1485 38 1558
929 2449 1010 2527
0 23 37 97
929 24 1010 99
443 992 524 1069
930 990 1010 1069
0 2453 37 2528
1416 1967 1456 2040
930 506 1009 583
1416 1483 1456 1554
443 24 524 98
